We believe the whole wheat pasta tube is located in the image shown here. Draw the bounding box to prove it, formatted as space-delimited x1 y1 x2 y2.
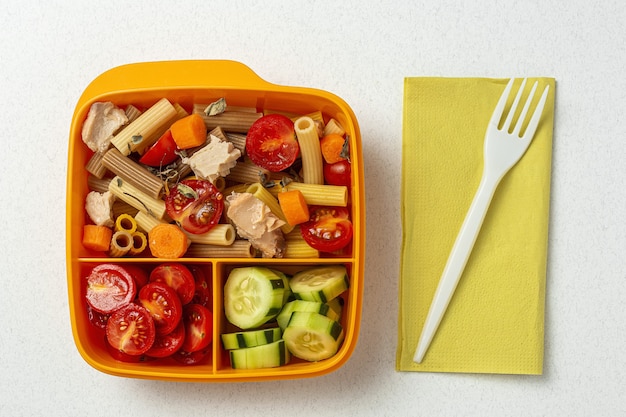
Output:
124 104 142 122
102 148 164 199
226 159 270 185
245 183 294 234
193 109 262 133
87 175 111 193
294 116 324 184
225 133 247 154
185 240 256 258
184 224 236 246
111 98 178 156
85 151 108 179
108 176 167 219
266 181 348 207
109 230 133 257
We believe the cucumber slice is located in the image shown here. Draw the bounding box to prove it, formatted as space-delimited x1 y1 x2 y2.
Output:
327 296 344 319
276 300 340 330
289 265 349 303
224 267 288 329
221 327 282 350
283 311 344 362
229 339 291 369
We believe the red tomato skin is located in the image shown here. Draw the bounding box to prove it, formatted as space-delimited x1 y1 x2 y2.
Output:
145 320 186 358
105 303 156 356
181 303 213 353
139 130 179 166
138 282 183 336
85 263 137 314
188 265 212 308
246 114 299 172
164 179 224 235
323 160 351 186
149 263 195 305
124 264 149 289
172 347 211 365
300 206 354 253
86 304 109 330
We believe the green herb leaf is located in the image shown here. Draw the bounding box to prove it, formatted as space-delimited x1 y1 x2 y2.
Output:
132 134 143 144
177 183 198 199
204 98 227 116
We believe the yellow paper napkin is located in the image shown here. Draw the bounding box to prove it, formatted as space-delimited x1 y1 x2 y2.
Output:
396 77 555 374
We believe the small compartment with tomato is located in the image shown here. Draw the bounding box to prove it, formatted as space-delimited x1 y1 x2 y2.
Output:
66 60 364 382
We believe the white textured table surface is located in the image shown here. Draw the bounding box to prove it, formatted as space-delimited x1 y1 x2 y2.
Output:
1 1 624 416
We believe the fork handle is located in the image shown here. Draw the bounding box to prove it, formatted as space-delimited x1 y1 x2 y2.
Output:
414 172 501 363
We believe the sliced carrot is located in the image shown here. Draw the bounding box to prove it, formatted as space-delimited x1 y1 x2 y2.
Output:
82 224 113 252
320 133 347 164
148 223 188 258
277 189 310 226
170 113 207 149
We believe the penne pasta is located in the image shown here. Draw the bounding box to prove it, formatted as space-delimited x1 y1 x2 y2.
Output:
224 132 247 154
128 231 147 255
111 98 178 156
114 213 137 234
184 224 236 246
226 158 270 185
85 151 108 179
112 200 139 218
193 107 262 133
266 180 348 207
284 227 319 258
185 240 256 258
102 147 164 199
108 176 167 219
245 183 294 234
323 118 346 137
109 230 132 257
294 116 324 185
87 175 111 193
134 102 189 155
124 104 142 123
134 210 165 233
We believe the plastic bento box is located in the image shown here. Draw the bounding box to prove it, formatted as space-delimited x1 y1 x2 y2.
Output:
66 60 365 382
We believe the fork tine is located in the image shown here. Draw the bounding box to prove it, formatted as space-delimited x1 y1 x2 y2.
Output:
490 78 515 127
521 84 550 140
512 80 538 137
502 78 527 132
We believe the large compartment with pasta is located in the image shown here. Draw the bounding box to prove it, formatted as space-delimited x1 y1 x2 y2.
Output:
66 60 365 382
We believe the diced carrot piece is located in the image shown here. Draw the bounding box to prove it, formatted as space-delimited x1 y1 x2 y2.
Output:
82 224 113 252
320 133 347 164
170 113 207 149
277 190 310 226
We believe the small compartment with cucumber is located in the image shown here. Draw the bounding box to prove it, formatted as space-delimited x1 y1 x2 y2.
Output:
219 264 350 369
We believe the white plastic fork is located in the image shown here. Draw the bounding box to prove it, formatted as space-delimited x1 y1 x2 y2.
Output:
413 78 550 364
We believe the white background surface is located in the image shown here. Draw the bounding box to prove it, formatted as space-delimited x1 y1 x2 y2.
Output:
1 1 624 416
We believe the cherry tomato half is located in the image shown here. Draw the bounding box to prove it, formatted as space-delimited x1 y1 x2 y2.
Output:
139 282 183 336
145 320 185 358
181 303 213 353
172 346 211 365
188 265 212 308
85 263 137 314
323 159 351 186
105 303 156 356
149 263 195 305
165 179 224 235
246 114 299 172
300 206 353 253
139 130 179 167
